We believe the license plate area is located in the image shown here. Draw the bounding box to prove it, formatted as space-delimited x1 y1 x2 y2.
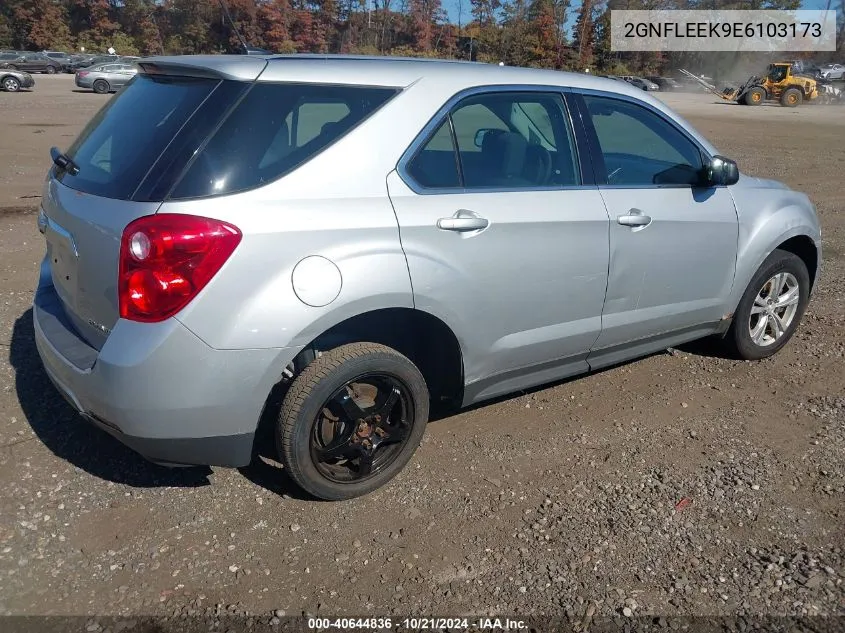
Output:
45 220 79 310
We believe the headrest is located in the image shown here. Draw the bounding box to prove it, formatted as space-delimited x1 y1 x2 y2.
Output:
481 130 528 178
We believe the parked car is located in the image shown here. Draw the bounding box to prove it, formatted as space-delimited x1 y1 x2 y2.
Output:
43 51 72 70
68 54 120 72
66 55 97 72
0 68 34 92
626 76 660 91
34 55 822 501
647 76 682 91
820 63 845 80
0 52 62 74
75 63 138 93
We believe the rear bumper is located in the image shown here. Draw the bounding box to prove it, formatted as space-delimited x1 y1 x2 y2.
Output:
32 257 298 467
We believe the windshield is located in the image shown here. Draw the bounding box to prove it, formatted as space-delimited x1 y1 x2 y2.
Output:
768 66 789 82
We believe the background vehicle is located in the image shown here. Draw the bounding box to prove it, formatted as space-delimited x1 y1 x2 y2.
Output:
66 54 98 72
43 51 72 71
820 63 845 80
75 63 138 93
0 52 62 74
647 76 682 91
625 76 659 91
680 63 819 107
68 54 120 72
34 56 821 502
0 68 34 92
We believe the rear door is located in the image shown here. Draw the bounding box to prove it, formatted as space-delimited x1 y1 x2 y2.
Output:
388 88 611 403
572 91 739 368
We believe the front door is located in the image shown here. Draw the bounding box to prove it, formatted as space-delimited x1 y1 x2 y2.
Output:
573 92 739 368
387 89 610 404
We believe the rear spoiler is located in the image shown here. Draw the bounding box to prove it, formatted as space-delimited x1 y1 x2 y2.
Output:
135 55 268 82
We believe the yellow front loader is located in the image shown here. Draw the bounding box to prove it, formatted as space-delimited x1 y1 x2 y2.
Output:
679 63 819 107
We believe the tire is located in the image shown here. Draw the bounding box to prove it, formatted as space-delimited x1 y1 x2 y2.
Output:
92 79 109 94
277 342 430 501
780 87 803 107
2 76 20 92
45 65 56 74
744 86 766 105
724 249 810 361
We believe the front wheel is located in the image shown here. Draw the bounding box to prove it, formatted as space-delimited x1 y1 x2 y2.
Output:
277 343 430 501
744 86 766 105
2 76 21 92
724 249 810 360
45 65 56 74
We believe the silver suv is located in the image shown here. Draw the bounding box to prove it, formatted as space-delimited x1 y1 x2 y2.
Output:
33 55 822 500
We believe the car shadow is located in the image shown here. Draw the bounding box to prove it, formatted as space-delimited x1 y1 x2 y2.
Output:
10 308 211 488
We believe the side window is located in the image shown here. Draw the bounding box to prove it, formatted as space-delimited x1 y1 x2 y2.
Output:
170 83 397 199
582 94 704 186
406 119 461 189
405 91 580 191
292 101 351 147
451 92 579 189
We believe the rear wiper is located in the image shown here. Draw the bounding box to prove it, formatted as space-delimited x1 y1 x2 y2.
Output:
50 146 80 176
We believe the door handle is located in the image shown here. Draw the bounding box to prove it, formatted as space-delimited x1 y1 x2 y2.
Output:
437 210 489 232
617 210 652 227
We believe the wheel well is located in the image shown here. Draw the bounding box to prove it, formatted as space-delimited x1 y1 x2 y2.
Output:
294 308 464 409
777 235 818 290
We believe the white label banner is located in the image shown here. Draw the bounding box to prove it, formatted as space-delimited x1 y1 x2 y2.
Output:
610 10 837 52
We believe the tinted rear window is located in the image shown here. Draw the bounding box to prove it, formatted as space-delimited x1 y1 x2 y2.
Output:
56 74 224 200
54 76 398 201
169 83 398 199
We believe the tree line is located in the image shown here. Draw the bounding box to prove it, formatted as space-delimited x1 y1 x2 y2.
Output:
1 0 842 78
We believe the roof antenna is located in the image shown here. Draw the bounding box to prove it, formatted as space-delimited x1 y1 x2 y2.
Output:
217 0 250 54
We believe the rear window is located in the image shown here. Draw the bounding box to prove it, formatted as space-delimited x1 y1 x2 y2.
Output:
55 76 398 201
56 74 226 200
168 82 398 199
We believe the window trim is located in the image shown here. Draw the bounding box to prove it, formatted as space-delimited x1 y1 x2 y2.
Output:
396 84 594 195
571 88 718 190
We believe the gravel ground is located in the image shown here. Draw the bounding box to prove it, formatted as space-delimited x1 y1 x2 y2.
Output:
0 76 843 628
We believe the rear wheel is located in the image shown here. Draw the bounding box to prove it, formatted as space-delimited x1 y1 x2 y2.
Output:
92 79 109 94
2 76 20 92
277 343 430 501
724 249 810 360
45 65 56 74
744 86 766 105
780 87 803 107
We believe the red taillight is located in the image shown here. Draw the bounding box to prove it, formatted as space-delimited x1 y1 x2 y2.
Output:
118 214 241 323
77 71 89 78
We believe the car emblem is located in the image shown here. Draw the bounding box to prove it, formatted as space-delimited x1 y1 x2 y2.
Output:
87 319 112 335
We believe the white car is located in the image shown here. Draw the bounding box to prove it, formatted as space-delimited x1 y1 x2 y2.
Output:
820 64 845 80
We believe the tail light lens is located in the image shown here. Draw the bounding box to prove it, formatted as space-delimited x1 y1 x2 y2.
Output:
77 71 89 77
118 214 241 323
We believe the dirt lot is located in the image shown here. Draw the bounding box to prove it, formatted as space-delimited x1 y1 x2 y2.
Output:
1 75 843 626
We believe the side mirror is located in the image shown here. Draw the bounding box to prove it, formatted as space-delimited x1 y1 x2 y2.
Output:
705 155 739 186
